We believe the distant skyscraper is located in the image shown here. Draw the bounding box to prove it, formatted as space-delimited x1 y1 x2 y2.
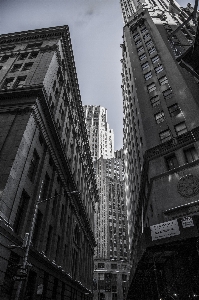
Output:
84 106 131 300
83 105 114 161
120 0 199 299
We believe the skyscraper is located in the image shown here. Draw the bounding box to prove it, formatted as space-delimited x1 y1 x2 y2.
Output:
0 26 98 300
84 106 131 300
83 105 114 161
120 0 199 299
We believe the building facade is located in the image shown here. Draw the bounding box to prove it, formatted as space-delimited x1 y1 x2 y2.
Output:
83 105 114 161
0 26 98 300
120 0 199 299
84 106 131 300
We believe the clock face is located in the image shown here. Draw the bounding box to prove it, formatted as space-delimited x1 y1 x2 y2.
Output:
177 174 199 198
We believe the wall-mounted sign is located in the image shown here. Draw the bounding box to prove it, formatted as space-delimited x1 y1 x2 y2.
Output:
150 219 180 241
181 216 194 228
177 174 199 198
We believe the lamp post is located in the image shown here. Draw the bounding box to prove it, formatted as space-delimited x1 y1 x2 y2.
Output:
13 180 79 300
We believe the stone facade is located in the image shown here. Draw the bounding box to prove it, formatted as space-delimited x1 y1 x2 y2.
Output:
0 26 98 300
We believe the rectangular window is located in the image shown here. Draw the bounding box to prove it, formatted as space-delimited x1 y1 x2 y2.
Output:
143 33 150 40
26 42 42 49
135 39 142 46
112 286 117 292
159 129 172 143
159 76 168 85
141 27 147 34
163 88 173 100
148 47 156 54
146 39 153 47
155 111 165 124
2 77 14 89
18 53 28 60
168 104 181 117
184 147 198 163
166 154 179 170
0 55 9 63
144 71 152 80
13 190 30 234
147 82 156 93
111 264 117 269
52 278 58 300
29 52 38 59
10 64 22 72
175 122 188 136
112 293 118 300
122 274 127 281
151 55 159 63
45 225 53 254
15 76 26 88
150 95 160 107
52 191 58 216
141 61 149 70
28 149 39 182
133 33 140 40
155 65 164 73
139 53 146 60
137 46 144 53
98 263 105 269
42 173 50 201
22 63 33 71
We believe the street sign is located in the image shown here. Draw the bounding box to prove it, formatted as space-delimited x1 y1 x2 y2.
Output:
13 275 27 281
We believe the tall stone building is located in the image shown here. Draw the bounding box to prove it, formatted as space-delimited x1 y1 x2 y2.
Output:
0 26 99 300
83 105 114 161
84 106 131 300
120 0 199 299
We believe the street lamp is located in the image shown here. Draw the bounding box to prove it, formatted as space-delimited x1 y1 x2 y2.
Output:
11 180 79 300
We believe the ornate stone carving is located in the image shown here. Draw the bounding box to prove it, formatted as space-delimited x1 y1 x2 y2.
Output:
177 174 199 197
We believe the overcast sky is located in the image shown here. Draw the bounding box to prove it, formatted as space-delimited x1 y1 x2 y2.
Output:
0 0 195 150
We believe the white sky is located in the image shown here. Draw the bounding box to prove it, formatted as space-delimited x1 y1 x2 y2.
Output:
0 0 196 150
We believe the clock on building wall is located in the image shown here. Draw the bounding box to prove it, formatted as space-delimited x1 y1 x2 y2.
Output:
177 174 199 198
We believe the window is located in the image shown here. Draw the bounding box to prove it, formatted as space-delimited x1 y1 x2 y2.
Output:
150 95 160 107
112 293 117 300
184 147 198 163
13 190 30 234
2 77 14 89
144 71 152 80
29 52 38 59
155 65 164 73
166 154 179 170
155 111 165 124
10 64 22 72
168 104 181 117
32 210 43 246
26 42 42 49
15 76 26 88
148 47 156 54
141 27 147 33
122 274 127 281
135 39 142 46
45 225 53 254
0 55 9 63
163 88 173 100
143 33 150 40
111 264 117 269
137 46 144 53
98 263 105 269
175 122 188 136
98 273 104 280
22 63 33 71
18 53 28 60
28 150 39 182
151 55 159 63
147 82 156 93
0 45 15 52
112 286 117 292
133 33 140 40
41 173 50 201
139 53 146 60
159 129 172 143
159 76 168 85
146 39 153 47
141 62 149 70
